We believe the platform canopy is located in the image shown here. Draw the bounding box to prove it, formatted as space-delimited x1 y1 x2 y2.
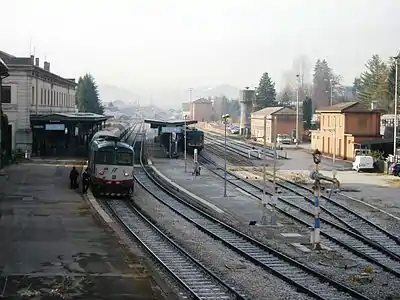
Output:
31 112 110 123
144 118 198 129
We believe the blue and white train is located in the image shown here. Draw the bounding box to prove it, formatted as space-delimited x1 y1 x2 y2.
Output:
88 122 135 197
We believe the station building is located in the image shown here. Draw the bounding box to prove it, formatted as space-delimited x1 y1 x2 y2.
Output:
0 50 77 152
250 106 302 143
311 102 385 160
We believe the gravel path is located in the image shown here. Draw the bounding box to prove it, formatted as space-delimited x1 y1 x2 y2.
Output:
133 186 315 300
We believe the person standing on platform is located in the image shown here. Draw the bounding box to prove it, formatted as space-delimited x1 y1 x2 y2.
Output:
82 168 90 193
69 166 79 189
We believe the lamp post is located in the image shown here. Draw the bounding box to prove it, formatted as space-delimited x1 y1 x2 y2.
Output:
184 114 187 173
188 88 193 120
393 55 399 162
222 113 230 197
295 74 300 147
0 58 10 174
261 115 267 224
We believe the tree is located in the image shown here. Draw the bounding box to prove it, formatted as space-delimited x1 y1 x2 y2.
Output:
312 59 342 108
354 54 391 111
76 73 104 114
302 97 313 130
277 84 294 106
255 72 277 109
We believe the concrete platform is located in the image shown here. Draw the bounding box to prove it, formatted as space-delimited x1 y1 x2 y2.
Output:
0 160 166 299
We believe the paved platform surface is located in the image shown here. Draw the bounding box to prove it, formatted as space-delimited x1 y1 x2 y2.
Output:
0 160 165 299
152 158 295 225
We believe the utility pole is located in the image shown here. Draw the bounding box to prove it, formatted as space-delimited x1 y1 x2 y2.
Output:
184 114 187 173
295 74 300 147
271 115 277 225
222 114 230 197
394 55 399 162
188 88 193 120
261 115 267 225
329 78 333 106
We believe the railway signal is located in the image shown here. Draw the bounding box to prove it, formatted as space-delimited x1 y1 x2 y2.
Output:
310 149 340 250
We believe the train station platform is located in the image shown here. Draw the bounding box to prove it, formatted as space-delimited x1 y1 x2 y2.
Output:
30 112 109 158
0 160 167 299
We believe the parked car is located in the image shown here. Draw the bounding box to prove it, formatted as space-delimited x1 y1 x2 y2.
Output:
276 134 292 144
389 163 400 176
230 126 239 134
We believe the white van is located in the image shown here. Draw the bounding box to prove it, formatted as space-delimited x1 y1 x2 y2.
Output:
352 155 375 172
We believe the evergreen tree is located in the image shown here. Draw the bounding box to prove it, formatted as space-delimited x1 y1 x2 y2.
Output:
76 73 104 114
312 59 342 108
302 97 313 129
255 72 277 109
355 54 390 111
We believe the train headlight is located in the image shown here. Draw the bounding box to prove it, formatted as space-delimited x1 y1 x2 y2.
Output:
124 172 129 177
99 170 105 175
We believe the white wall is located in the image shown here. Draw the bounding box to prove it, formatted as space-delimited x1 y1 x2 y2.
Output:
1 69 77 150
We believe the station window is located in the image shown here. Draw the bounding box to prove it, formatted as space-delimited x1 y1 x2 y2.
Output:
31 86 35 105
1 86 11 103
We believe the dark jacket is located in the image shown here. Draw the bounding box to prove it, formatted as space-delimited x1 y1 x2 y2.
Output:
69 168 79 180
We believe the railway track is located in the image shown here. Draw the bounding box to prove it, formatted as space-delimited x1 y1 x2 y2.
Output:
205 140 400 262
135 164 370 299
204 134 288 160
103 199 245 300
198 153 400 278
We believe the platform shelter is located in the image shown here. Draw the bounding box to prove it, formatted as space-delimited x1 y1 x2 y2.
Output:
30 112 109 157
144 119 198 158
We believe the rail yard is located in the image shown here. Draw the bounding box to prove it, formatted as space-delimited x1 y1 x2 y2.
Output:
78 119 400 300
2 119 400 299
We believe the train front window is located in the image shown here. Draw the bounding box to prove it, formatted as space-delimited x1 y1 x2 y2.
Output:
95 151 114 164
116 152 133 166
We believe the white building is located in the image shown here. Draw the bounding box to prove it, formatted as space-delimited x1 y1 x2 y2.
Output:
0 50 77 151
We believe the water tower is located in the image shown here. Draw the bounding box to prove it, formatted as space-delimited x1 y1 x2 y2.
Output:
239 87 255 136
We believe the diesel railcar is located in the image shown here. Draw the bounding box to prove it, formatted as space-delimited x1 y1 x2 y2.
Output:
88 126 135 197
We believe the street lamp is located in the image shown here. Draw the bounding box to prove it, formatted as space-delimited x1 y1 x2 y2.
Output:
184 114 187 173
0 58 9 174
222 113 230 197
393 55 399 161
188 88 193 120
295 74 300 147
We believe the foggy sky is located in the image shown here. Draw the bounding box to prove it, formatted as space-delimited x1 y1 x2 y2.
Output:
1 0 399 99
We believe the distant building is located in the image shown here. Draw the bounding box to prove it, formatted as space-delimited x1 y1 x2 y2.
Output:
181 102 190 119
0 50 77 151
250 107 302 143
311 102 382 160
190 98 213 122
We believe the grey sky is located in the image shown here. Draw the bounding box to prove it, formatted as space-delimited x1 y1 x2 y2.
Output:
1 0 399 96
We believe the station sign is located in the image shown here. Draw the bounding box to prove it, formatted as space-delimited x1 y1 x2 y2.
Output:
161 127 182 134
45 123 65 131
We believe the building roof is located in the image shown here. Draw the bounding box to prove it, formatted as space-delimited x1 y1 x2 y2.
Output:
251 106 296 117
144 119 198 128
0 57 9 77
316 101 382 113
193 98 212 104
30 112 109 123
0 50 76 87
